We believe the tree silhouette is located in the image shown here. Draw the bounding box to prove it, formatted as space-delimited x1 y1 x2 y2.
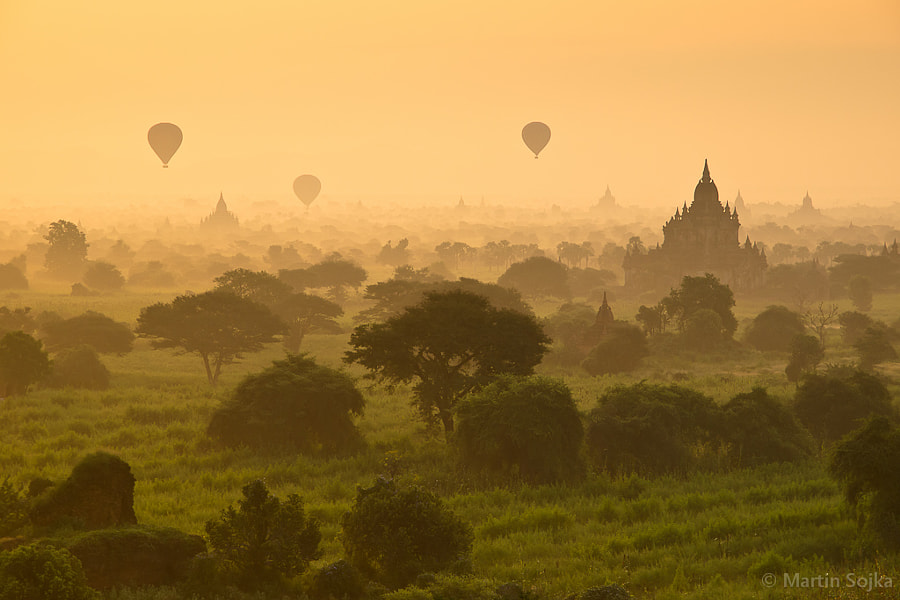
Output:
44 220 88 277
0 331 50 396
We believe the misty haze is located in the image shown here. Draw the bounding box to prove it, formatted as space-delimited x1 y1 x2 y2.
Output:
1 2 899 600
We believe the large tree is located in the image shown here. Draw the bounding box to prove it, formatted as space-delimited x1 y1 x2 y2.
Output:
213 268 292 307
136 291 284 384
274 293 343 354
345 290 550 434
663 273 737 338
0 331 51 396
44 220 89 277
498 256 570 299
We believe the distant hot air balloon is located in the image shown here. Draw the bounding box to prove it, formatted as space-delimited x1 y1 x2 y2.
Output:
147 123 183 168
522 121 551 158
293 175 321 210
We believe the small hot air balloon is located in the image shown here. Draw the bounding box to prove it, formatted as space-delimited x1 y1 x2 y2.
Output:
293 175 321 210
147 123 183 168
522 121 551 158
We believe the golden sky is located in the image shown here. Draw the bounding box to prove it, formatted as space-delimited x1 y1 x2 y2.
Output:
1 0 898 210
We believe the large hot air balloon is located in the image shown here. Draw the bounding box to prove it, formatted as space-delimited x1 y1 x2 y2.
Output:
522 121 551 158
147 123 183 168
293 175 321 209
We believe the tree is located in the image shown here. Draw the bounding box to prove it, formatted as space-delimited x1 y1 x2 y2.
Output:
829 417 900 550
635 303 668 335
345 290 550 434
47 345 109 390
280 259 367 303
0 544 98 600
0 331 50 396
567 267 616 299
455 375 584 484
340 478 473 589
743 305 807 352
127 261 178 288
720 387 813 467
854 323 898 370
208 355 364 453
581 323 649 375
0 263 28 291
435 241 475 270
82 261 124 292
556 241 594 269
662 274 737 338
205 480 321 591
785 334 824 383
274 293 343 354
542 303 596 366
802 301 840 348
0 306 36 336
793 370 896 444
212 268 291 307
40 311 134 354
848 275 874 312
376 239 410 266
136 291 284 384
497 256 570 299
682 308 726 352
44 220 89 277
839 311 875 346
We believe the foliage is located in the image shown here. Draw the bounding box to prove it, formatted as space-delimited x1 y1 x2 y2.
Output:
566 267 616 298
743 305 806 352
280 259 367 303
497 256 570 299
0 305 35 336
762 261 829 307
308 560 369 600
212 268 291 307
377 238 411 266
542 302 595 366
44 220 89 277
785 334 824 383
208 354 364 454
341 478 473 589
40 311 134 354
830 254 900 291
661 274 737 338
581 323 649 375
455 375 585 484
635 303 668 335
848 274 874 311
82 261 125 291
0 477 28 537
682 308 726 352
579 585 633 600
853 323 898 370
0 262 28 291
345 290 550 434
0 544 99 600
47 345 110 390
127 261 177 288
802 301 840 348
586 383 720 476
720 387 813 467
793 370 897 444
136 291 284 384
839 310 875 346
829 417 900 550
274 293 343 354
205 480 321 591
0 330 51 395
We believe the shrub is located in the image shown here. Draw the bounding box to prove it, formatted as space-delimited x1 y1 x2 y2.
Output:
854 323 898 370
848 274 874 312
785 334 824 383
0 477 28 537
580 585 633 600
308 560 369 600
682 308 725 352
743 305 806 352
497 256 570 299
30 452 137 530
82 262 125 291
794 370 897 444
0 263 28 291
205 480 321 591
0 330 51 395
0 543 98 600
48 345 110 390
455 375 584 484
586 383 720 476
839 311 874 346
208 354 364 454
720 387 813 467
542 303 595 366
40 311 134 354
581 323 648 375
341 478 473 589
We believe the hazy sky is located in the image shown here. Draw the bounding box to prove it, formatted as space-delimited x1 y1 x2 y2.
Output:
1 0 898 210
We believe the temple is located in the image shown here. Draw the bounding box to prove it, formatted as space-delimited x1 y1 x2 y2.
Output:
200 193 239 231
623 160 766 292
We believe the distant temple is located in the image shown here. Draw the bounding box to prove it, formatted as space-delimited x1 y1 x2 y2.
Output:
200 193 239 231
788 191 824 224
734 190 749 218
624 160 767 292
595 186 617 209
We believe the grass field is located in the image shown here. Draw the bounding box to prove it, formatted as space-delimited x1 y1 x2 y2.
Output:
2 287 899 599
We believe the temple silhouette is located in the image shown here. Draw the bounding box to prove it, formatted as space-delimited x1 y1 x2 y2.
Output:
624 160 767 292
200 193 239 231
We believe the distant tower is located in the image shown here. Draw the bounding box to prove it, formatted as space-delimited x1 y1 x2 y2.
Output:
595 291 615 336
734 190 748 217
596 185 617 209
200 192 240 230
802 191 814 210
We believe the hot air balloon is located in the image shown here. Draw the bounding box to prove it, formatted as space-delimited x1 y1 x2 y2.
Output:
293 175 321 210
522 121 551 158
147 123 183 168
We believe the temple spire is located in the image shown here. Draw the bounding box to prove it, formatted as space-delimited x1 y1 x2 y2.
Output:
701 159 711 183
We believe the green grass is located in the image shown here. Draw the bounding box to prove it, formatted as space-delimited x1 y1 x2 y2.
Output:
1 288 899 599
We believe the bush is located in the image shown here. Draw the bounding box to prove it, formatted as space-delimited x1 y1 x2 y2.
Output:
794 370 897 444
581 323 648 375
542 303 596 366
682 308 725 352
48 345 110 390
341 478 473 589
720 387 813 467
83 262 125 292
0 477 28 537
308 560 369 600
455 375 584 484
208 354 364 454
0 330 51 396
743 305 806 352
785 334 824 383
839 311 875 346
586 383 720 476
854 323 898 370
580 585 633 600
0 263 28 291
30 452 137 530
40 311 134 354
497 256 570 299
205 480 321 592
0 543 98 600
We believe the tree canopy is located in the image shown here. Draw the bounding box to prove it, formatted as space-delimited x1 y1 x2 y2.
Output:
345 290 550 434
662 273 737 338
44 220 89 277
135 291 283 384
0 331 51 396
497 256 570 299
